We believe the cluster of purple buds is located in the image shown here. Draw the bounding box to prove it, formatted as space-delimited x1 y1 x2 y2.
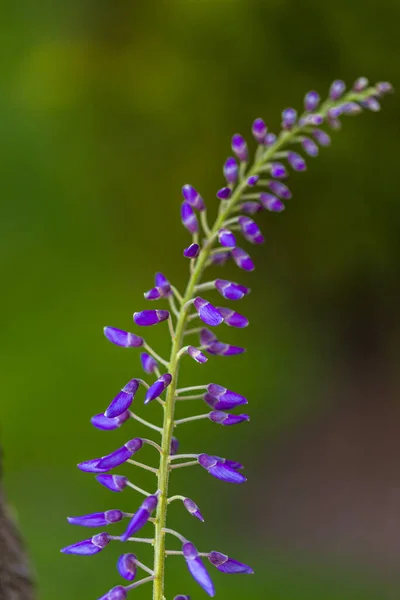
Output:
62 76 391 599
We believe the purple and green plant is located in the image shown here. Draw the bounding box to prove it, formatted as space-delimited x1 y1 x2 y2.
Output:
61 77 392 600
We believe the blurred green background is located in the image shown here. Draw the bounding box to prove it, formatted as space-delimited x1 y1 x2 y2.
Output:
1 0 399 598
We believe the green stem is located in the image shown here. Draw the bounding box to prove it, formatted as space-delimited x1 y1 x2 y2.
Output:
151 87 375 600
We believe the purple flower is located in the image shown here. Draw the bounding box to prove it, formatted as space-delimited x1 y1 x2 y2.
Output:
301 137 319 157
198 454 246 484
140 352 158 374
300 113 324 126
217 307 248 328
247 175 259 186
267 180 292 200
105 379 140 418
312 128 331 146
61 532 111 556
188 346 208 364
170 436 180 455
103 327 144 348
231 247 255 272
208 341 245 356
238 216 264 244
209 411 250 426
133 309 169 326
259 192 285 212
270 162 287 179
223 157 238 184
96 474 128 493
199 328 218 347
329 79 346 100
205 384 247 410
360 97 381 112
208 551 254 574
117 553 138 581
252 118 267 143
181 202 199 233
68 510 124 528
98 586 127 600
281 107 297 129
265 132 277 146
287 151 306 171
174 596 190 600
121 495 158 541
91 411 130 431
231 134 248 162
97 438 143 470
216 187 232 200
77 458 108 474
145 373 172 404
218 228 236 248
304 90 320 112
353 76 369 92
182 185 205 211
215 279 250 300
182 542 215 597
376 81 393 95
183 497 204 522
240 201 263 215
210 251 231 266
194 297 224 327
184 243 200 259
144 287 163 300
154 272 172 296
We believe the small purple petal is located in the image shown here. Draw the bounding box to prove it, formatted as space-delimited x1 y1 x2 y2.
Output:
68 510 124 528
312 129 331 146
208 551 254 574
247 175 259 186
231 134 248 162
353 76 369 92
183 497 204 522
210 251 231 265
281 107 297 129
267 181 292 199
301 137 319 157
105 379 140 418
61 532 111 555
304 91 320 112
231 247 255 272
154 272 172 296
188 346 208 364
265 132 277 146
181 202 199 233
117 553 138 581
96 474 128 493
133 309 169 326
259 192 285 212
223 157 238 184
121 495 158 541
194 297 224 327
98 585 127 600
218 228 236 248
215 279 250 301
252 118 267 143
239 201 263 215
174 596 191 600
144 287 163 300
207 342 246 356
182 185 205 211
97 439 143 470
199 328 218 347
360 97 381 112
341 102 362 115
217 187 232 200
184 243 200 259
198 454 246 484
376 81 393 95
77 458 107 474
209 411 250 426
270 162 287 179
238 216 264 244
145 373 172 404
140 352 158 374
91 411 130 431
329 79 346 100
300 113 324 126
104 327 144 348
183 542 215 597
170 436 180 456
287 151 306 171
206 384 247 409
217 307 248 328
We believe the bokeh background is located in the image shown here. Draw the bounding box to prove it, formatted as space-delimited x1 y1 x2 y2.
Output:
1 1 399 598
